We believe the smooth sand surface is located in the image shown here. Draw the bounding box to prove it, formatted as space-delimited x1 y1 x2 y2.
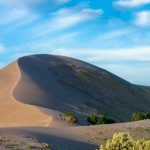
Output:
0 62 53 127
0 120 150 150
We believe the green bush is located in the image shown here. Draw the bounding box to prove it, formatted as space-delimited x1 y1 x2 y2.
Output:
99 132 150 150
134 139 150 150
87 114 115 125
64 112 78 123
132 111 150 121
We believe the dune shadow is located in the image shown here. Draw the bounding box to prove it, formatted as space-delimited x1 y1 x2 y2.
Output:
0 127 98 150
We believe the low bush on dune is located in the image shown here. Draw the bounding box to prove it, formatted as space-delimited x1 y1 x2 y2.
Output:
64 112 78 123
132 111 150 121
99 132 150 150
87 114 115 125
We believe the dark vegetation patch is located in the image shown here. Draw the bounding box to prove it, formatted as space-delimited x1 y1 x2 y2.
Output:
87 114 115 125
132 111 150 121
63 112 78 124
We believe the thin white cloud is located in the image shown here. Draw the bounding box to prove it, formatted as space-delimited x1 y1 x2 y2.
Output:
4 9 28 23
134 11 150 26
7 31 80 58
52 8 102 28
98 27 134 40
29 7 103 36
0 0 45 7
24 31 80 51
114 0 150 7
0 8 39 25
0 0 44 26
0 43 6 53
53 46 150 62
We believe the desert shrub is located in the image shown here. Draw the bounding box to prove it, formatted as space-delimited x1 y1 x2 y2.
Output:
100 132 133 150
64 112 78 123
99 132 150 150
132 111 150 121
134 139 150 150
87 114 115 125
100 133 150 150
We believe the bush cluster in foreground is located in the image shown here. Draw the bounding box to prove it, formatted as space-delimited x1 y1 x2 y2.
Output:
87 114 115 125
99 132 150 150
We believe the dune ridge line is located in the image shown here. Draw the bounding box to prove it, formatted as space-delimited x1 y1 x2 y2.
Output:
0 61 53 127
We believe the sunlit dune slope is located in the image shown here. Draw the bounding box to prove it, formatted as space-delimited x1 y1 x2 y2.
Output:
0 62 52 127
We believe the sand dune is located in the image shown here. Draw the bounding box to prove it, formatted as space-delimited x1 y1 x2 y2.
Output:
0 54 150 127
0 54 150 150
13 54 150 123
0 62 52 127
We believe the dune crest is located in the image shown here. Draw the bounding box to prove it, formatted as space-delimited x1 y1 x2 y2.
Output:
0 62 52 127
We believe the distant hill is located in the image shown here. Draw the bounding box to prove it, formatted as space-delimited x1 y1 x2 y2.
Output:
13 54 150 123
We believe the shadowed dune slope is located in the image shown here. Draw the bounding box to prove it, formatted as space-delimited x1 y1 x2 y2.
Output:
0 62 52 127
12 54 150 123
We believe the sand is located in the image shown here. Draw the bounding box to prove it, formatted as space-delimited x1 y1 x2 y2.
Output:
0 54 149 150
0 120 150 150
0 62 52 127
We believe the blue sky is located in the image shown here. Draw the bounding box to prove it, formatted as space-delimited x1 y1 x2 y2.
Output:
0 0 150 86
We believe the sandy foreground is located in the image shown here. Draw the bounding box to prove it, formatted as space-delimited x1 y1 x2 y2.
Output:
0 120 150 150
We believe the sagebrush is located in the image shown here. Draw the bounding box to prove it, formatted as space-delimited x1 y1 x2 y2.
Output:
99 132 150 150
64 112 78 123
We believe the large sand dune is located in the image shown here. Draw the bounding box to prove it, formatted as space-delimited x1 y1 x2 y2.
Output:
0 54 150 127
13 54 150 123
0 54 150 149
